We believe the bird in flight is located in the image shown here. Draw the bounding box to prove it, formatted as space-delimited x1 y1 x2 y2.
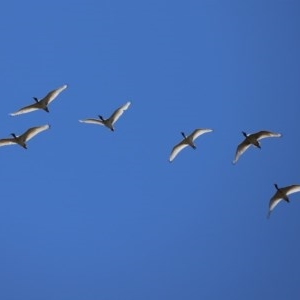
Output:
79 101 131 131
268 184 300 218
10 84 68 116
0 124 50 149
233 130 281 164
169 128 213 162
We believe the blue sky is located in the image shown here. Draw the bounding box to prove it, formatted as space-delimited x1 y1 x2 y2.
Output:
1 1 300 299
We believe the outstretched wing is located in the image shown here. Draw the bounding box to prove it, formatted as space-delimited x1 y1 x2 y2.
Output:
0 138 16 147
20 124 50 142
109 101 131 125
282 185 300 196
169 140 188 162
79 118 105 126
232 140 251 164
10 102 40 116
252 130 281 141
44 84 68 105
268 193 283 218
189 128 213 141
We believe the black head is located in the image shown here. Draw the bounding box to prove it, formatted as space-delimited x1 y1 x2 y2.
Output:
33 97 39 103
10 133 17 139
274 183 279 190
44 107 49 113
242 131 248 137
181 132 186 138
98 115 104 121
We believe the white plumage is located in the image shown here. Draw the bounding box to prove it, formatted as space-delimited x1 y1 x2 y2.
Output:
233 130 281 164
268 184 300 218
79 101 131 131
0 124 50 149
10 84 67 116
169 128 213 162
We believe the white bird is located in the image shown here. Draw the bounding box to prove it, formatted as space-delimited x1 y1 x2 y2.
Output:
169 128 213 162
79 101 131 131
268 184 300 218
10 84 68 116
0 124 50 149
233 130 281 164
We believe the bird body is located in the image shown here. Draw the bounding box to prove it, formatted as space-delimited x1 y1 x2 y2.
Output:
10 84 67 116
233 130 281 164
268 184 300 218
0 125 50 149
169 128 213 162
79 101 131 131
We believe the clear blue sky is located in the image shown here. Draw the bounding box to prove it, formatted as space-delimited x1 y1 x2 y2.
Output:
1 1 300 299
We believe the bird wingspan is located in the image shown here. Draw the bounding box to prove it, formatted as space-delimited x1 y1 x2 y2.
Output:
268 185 300 218
79 118 105 126
44 84 68 105
109 101 131 125
21 124 50 142
10 102 40 116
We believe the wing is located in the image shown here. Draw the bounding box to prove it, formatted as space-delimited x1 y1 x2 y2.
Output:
169 141 188 162
79 118 104 126
109 101 131 125
43 84 68 105
20 124 50 142
252 130 281 141
10 102 40 116
189 128 213 141
232 140 251 164
268 193 283 217
0 138 16 147
282 185 300 196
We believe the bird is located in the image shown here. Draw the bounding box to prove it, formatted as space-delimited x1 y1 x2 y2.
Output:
10 84 68 116
79 101 131 131
268 184 300 218
169 128 213 162
0 124 50 149
232 130 281 164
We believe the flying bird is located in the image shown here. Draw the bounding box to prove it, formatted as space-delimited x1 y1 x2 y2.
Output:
0 124 50 149
79 101 131 131
232 130 281 164
268 184 300 218
10 84 68 116
169 128 213 162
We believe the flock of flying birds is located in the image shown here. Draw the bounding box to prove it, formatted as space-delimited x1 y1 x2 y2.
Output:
3 84 299 218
